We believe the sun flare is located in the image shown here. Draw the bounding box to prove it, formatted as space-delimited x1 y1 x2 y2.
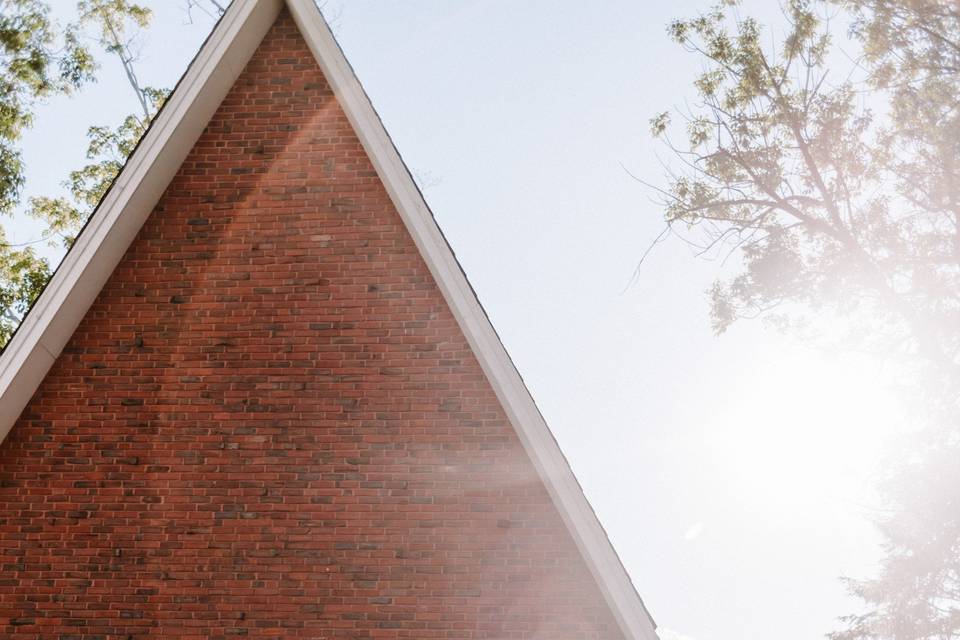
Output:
704 348 908 518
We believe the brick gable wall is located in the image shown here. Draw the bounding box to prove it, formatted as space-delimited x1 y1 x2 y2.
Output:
0 11 625 639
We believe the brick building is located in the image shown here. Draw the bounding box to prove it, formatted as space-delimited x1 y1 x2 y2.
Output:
0 1 657 637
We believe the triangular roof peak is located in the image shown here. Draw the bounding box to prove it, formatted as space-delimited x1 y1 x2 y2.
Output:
0 1 657 636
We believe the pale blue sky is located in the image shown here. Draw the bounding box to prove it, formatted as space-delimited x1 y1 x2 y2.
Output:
12 2 907 639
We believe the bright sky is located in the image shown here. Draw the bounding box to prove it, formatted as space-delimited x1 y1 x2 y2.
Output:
12 2 911 639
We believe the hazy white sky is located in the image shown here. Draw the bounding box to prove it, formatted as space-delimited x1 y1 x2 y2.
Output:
13 2 910 639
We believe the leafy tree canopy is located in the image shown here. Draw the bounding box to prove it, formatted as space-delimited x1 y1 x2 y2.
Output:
0 0 176 346
654 1 960 637
0 0 95 215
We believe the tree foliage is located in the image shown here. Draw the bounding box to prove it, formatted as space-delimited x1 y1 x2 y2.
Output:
0 0 95 345
834 430 960 640
0 226 48 340
0 0 172 346
0 0 94 215
832 2 960 637
655 1 960 637
654 1 958 374
25 1 166 249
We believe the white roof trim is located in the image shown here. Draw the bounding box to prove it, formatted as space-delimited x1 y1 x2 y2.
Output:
0 1 658 637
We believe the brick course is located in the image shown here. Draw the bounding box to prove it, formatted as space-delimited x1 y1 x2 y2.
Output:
0 11 624 639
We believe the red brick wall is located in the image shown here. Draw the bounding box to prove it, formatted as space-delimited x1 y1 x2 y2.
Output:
0 11 625 639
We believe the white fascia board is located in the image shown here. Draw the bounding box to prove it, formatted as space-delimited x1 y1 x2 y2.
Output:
284 1 658 638
0 0 283 434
